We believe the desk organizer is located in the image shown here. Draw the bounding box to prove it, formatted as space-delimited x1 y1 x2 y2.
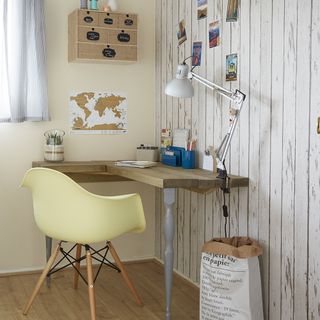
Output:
181 150 196 169
161 147 185 167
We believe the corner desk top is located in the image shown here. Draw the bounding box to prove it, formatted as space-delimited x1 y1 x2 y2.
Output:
32 161 249 194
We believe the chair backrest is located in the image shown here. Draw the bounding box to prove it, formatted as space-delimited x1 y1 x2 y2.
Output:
21 168 146 244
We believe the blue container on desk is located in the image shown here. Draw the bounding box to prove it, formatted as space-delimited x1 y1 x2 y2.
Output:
161 146 184 167
182 150 196 169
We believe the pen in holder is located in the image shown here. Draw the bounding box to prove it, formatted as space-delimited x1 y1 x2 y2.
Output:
182 150 196 169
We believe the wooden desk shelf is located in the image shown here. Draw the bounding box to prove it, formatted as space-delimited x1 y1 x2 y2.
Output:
68 9 138 63
32 161 249 193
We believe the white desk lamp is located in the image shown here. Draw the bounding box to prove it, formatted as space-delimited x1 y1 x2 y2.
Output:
165 58 246 180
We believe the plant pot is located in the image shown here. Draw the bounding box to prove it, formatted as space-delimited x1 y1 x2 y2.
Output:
44 144 64 162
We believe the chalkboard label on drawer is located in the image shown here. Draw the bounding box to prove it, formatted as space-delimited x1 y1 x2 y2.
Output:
87 31 100 41
102 48 116 58
84 16 94 23
124 19 133 26
117 33 130 42
104 18 114 25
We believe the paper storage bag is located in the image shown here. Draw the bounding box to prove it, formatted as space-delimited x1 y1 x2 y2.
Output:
200 237 264 320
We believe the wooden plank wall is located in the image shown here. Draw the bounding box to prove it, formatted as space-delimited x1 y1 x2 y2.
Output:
155 0 320 319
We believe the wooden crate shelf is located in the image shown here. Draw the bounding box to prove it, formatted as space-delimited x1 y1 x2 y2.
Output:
68 9 138 63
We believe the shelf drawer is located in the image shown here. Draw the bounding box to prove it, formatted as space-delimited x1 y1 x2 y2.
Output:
78 10 99 26
98 12 119 28
118 14 137 29
78 26 107 44
78 43 137 61
107 29 137 45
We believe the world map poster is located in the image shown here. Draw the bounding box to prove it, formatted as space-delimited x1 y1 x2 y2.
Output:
70 91 128 134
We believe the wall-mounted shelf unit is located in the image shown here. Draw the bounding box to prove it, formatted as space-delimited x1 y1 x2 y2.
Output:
68 9 138 63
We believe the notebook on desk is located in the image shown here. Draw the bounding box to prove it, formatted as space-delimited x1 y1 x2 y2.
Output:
115 161 158 168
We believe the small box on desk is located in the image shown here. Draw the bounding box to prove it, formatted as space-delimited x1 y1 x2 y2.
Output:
161 147 185 167
136 147 159 162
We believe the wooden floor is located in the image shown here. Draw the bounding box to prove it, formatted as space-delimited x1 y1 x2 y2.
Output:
0 260 199 320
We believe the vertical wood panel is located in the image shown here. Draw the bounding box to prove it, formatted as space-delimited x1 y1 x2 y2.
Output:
269 0 284 318
238 0 250 238
229 13 241 237
281 0 297 317
196 0 207 284
248 0 260 241
259 0 272 317
212 0 223 239
308 0 320 318
294 0 311 318
204 1 214 241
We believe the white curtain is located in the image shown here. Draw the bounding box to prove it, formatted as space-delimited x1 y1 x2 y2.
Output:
0 0 49 122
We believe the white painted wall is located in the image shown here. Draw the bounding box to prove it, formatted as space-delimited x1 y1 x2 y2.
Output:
155 0 320 319
0 0 156 272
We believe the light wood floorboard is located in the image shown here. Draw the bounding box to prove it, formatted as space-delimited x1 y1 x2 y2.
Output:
0 260 199 320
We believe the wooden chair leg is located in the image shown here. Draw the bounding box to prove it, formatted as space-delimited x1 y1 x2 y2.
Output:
73 244 82 289
86 246 96 320
23 242 61 315
108 242 143 306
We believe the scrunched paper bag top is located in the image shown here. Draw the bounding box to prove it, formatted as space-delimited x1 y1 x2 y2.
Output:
202 237 263 259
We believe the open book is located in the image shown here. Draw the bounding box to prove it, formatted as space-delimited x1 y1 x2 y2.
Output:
115 161 158 168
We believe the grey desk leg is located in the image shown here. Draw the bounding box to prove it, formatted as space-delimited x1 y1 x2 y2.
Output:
163 188 176 320
45 236 52 287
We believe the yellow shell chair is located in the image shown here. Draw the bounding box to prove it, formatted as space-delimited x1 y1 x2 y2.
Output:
21 168 146 320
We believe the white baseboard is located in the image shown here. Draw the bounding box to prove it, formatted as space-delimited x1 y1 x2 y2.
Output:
0 255 154 277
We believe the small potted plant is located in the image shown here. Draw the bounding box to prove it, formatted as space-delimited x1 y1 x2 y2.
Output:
44 129 65 162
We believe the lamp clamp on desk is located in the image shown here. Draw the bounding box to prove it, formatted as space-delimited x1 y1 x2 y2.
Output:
165 58 246 180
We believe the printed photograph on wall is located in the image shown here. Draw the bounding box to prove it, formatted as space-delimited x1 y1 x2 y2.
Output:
209 20 220 48
192 41 202 66
226 0 239 22
177 19 187 46
226 54 238 81
197 0 207 20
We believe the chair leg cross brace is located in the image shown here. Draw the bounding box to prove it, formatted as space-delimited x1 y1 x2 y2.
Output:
23 241 143 320
46 242 120 286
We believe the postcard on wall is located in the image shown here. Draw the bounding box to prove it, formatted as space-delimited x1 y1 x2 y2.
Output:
209 21 220 48
70 91 128 134
197 0 208 20
226 0 239 22
226 54 238 81
177 19 187 46
192 41 202 67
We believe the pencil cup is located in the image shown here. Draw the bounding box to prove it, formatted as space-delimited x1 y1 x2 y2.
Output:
182 150 196 169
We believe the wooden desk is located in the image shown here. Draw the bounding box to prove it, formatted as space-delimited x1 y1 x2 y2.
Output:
33 161 249 320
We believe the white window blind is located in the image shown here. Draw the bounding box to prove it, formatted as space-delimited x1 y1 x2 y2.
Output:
0 0 49 123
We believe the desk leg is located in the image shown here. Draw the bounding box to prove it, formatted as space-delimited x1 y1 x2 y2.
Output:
163 188 176 320
45 236 52 287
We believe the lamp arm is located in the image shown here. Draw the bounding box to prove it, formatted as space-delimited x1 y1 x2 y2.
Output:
216 91 245 178
190 71 234 100
189 71 246 178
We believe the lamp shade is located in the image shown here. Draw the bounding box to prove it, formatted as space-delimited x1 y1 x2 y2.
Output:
165 64 194 98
